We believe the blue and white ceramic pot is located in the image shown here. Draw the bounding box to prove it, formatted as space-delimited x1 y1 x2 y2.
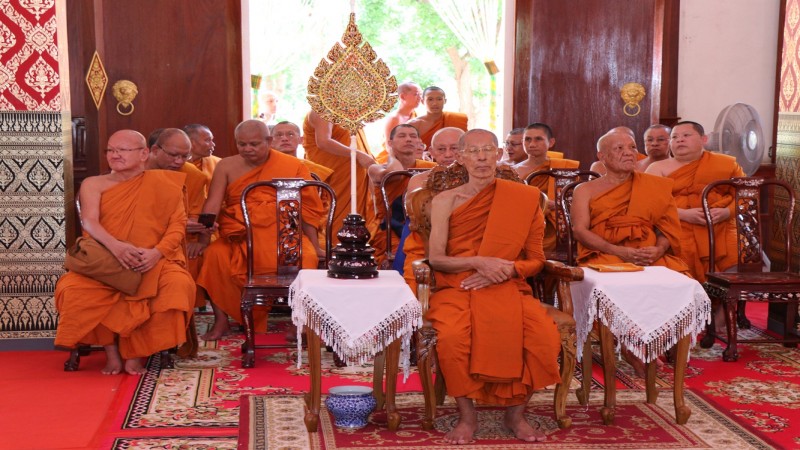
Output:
324 385 377 429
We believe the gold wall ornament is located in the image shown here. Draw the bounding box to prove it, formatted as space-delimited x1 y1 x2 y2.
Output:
85 51 108 110
306 12 398 133
620 82 646 117
111 80 138 116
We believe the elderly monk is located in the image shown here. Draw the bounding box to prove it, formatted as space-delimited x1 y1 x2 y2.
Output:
375 81 422 164
367 124 436 265
197 120 324 341
514 123 580 253
646 121 744 282
408 86 468 148
271 120 334 183
635 124 671 172
184 124 221 182
146 129 210 311
501 128 526 164
55 130 195 375
303 110 378 245
427 129 561 444
589 126 644 176
399 127 464 285
571 130 690 376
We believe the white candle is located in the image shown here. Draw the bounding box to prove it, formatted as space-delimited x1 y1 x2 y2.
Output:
350 135 357 215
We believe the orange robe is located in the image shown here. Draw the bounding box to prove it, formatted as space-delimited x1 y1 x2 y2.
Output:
427 180 561 406
419 112 468 148
55 171 195 359
371 159 437 265
526 158 581 253
667 151 744 281
302 113 378 245
190 155 221 182
197 150 323 330
302 159 334 183
175 163 211 308
577 172 690 274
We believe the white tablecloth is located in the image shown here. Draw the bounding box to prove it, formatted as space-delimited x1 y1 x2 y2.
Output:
569 266 711 363
289 269 422 378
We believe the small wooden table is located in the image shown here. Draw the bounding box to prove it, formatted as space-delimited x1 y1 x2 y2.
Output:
289 269 422 432
570 266 711 425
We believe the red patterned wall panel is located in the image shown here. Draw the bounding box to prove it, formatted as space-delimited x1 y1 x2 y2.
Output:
0 0 60 111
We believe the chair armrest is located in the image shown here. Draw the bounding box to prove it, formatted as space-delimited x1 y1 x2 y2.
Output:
542 260 584 316
412 259 432 314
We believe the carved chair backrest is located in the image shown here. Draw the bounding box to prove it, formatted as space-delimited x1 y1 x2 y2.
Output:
526 169 599 257
406 162 522 249
702 177 795 273
380 168 431 262
560 178 595 266
240 179 336 280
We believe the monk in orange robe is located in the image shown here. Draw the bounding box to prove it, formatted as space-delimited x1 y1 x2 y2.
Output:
184 124 222 182
303 111 378 245
368 124 436 265
427 129 561 444
270 121 334 182
197 120 324 341
646 121 745 282
408 86 468 148
513 123 580 253
55 130 195 375
146 128 210 309
375 81 422 164
402 127 464 292
589 126 647 176
572 131 688 273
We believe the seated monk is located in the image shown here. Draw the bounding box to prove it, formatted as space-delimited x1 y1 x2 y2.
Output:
367 124 436 265
197 120 324 341
55 130 195 375
407 86 468 149
184 124 221 182
398 127 464 285
635 124 671 172
514 122 580 253
271 121 334 183
427 129 561 444
571 130 690 375
588 126 645 176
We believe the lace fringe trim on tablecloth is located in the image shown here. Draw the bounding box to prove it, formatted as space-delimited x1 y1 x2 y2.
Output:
588 288 711 363
290 287 422 380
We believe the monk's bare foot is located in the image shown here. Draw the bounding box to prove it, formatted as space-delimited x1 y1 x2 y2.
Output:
444 398 478 445
124 358 146 375
504 404 546 442
200 321 230 341
102 344 123 375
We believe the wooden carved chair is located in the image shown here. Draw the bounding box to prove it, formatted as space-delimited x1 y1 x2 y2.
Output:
406 162 580 430
525 169 600 263
698 177 800 361
63 198 177 372
379 168 431 269
239 178 336 368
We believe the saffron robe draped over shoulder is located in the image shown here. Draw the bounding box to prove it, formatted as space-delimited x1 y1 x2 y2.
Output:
667 151 744 281
526 158 581 253
427 180 561 406
419 112 468 148
190 155 221 182
176 163 210 308
577 172 690 275
371 159 437 264
55 171 195 359
197 150 323 331
302 113 379 245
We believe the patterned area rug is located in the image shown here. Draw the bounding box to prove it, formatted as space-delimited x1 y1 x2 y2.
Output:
239 390 774 449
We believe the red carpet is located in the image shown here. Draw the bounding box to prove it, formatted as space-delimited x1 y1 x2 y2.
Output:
3 305 798 449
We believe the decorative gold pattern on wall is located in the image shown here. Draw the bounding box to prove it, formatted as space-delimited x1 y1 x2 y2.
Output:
775 113 800 269
85 51 107 109
781 0 800 112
